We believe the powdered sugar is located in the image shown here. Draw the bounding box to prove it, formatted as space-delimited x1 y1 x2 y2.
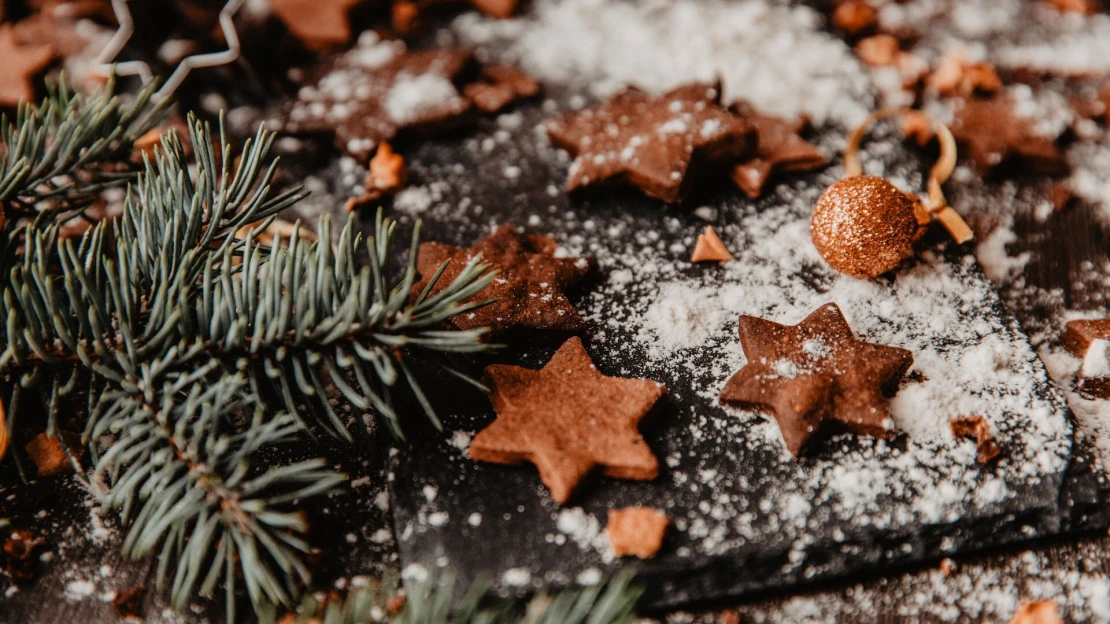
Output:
734 540 1110 623
452 0 873 126
384 74 461 125
390 100 1077 601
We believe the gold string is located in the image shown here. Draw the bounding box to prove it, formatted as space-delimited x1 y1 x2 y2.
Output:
844 108 972 244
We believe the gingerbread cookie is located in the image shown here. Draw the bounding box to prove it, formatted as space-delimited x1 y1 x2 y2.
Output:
545 83 754 203
413 224 594 337
719 303 914 456
469 337 666 503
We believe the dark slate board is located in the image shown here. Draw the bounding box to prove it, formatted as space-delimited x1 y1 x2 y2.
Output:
380 98 1110 610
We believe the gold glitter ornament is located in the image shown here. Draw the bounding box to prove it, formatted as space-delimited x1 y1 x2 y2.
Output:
812 175 928 278
811 108 972 279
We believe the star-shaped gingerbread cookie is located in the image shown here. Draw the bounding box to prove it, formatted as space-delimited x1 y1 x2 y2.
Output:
729 105 826 199
544 83 754 203
469 337 667 503
413 224 595 336
950 95 1069 176
285 34 473 160
719 303 914 456
0 24 55 108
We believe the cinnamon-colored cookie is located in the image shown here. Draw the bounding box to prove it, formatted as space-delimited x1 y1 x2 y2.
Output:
719 303 914 456
1009 601 1063 624
690 226 733 263
607 507 668 559
950 95 1069 176
469 337 666 503
545 83 754 203
1061 318 1110 359
464 64 540 113
413 224 594 337
1061 318 1110 398
928 50 1003 98
271 0 364 50
729 104 826 199
0 23 54 108
285 35 474 161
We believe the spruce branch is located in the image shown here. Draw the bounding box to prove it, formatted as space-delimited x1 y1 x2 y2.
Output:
274 570 643 624
91 361 345 619
0 76 167 223
1 91 501 619
3 114 497 440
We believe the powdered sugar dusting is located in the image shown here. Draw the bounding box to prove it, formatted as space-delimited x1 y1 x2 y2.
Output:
452 0 873 126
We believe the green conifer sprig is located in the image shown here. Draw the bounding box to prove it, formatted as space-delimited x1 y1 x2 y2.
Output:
0 77 167 223
1 85 503 619
278 570 643 624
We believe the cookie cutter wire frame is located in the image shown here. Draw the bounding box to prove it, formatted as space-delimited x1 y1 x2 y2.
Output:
843 108 973 244
97 0 247 102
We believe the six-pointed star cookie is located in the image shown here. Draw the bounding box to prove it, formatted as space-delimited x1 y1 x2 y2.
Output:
729 105 827 199
285 34 473 160
469 337 667 503
950 95 1069 176
545 83 754 203
719 303 914 456
0 24 54 108
413 224 595 336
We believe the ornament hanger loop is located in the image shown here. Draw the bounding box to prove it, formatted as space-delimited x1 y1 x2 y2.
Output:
844 107 972 244
97 0 246 103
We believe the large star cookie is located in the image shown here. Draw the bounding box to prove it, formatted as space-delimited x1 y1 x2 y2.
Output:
413 224 594 337
544 83 754 203
719 303 914 456
469 337 667 503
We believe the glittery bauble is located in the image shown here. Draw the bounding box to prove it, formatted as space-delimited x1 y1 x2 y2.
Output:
810 175 923 279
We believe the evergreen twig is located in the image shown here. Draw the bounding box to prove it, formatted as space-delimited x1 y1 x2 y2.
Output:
275 570 644 624
0 85 501 618
0 77 167 223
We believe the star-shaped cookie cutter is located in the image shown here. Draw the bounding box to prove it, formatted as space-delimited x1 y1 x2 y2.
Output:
97 0 246 102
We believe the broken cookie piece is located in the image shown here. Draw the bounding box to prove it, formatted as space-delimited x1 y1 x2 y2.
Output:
1009 601 1063 624
607 507 668 559
950 416 1002 463
690 226 733 263
345 141 408 211
1061 319 1110 398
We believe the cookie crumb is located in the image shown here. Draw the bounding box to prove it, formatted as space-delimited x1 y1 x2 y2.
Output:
950 416 1003 463
1009 600 1063 624
607 507 668 559
691 226 733 263
111 585 146 621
